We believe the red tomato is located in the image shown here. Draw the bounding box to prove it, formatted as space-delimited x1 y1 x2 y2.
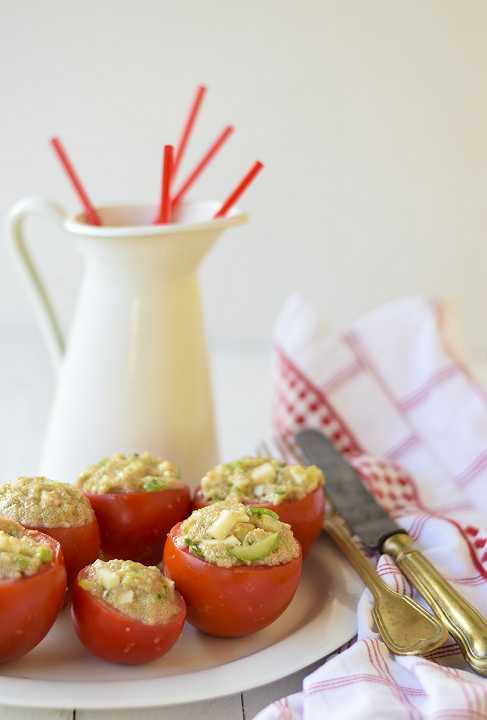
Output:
163 523 302 638
0 527 67 663
86 486 191 565
24 518 101 585
193 484 325 555
71 568 186 665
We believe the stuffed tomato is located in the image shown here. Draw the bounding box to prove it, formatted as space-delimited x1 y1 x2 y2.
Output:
78 453 191 565
163 500 302 638
193 457 325 554
0 517 67 663
0 477 100 584
72 559 186 665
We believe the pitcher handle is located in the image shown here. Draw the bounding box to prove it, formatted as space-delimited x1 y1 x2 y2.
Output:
6 197 67 366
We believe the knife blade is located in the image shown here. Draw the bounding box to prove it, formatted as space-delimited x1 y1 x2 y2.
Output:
295 427 403 549
295 428 487 676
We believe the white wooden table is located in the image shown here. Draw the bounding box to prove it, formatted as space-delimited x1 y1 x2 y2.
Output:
0 328 330 720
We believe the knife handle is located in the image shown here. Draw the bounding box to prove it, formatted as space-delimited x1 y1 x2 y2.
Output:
384 533 487 675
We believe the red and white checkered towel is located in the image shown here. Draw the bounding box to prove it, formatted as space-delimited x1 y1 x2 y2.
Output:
256 295 487 720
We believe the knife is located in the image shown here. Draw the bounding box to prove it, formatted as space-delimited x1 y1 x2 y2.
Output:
296 428 487 675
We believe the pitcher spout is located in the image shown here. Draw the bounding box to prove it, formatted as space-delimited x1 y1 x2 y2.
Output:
65 200 248 276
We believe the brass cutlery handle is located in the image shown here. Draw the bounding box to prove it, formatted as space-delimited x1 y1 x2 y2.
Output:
384 533 487 675
326 518 447 655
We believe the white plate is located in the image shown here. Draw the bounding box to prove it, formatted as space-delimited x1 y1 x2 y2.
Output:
0 535 362 710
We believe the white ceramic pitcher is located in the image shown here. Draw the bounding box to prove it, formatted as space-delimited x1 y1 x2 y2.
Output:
7 198 247 487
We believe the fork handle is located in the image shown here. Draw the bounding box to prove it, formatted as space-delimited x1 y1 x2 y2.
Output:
326 518 447 655
384 532 487 675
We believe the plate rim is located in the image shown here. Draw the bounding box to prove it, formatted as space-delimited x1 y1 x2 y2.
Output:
0 537 361 710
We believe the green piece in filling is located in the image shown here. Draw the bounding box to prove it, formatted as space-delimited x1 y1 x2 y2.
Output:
143 478 166 492
229 531 280 562
184 538 204 557
248 507 279 519
37 546 53 563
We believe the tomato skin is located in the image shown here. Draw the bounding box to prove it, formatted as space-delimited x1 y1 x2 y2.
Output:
24 518 101 585
86 486 191 565
71 569 186 665
163 524 302 638
193 484 325 555
0 529 67 663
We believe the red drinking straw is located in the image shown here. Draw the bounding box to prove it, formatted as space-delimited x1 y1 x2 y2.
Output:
154 145 174 224
171 125 234 210
214 161 264 219
173 84 207 178
50 137 102 226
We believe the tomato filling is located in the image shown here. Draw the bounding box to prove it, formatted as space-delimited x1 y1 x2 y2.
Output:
0 477 95 528
78 452 182 494
200 457 324 505
79 559 180 625
177 500 300 568
0 517 53 580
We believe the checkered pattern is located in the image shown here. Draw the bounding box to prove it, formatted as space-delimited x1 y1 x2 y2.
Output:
350 454 421 517
273 348 361 458
465 525 487 567
256 295 487 720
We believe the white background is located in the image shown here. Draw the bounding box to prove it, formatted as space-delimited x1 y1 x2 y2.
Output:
1 4 486 716
1 0 487 356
